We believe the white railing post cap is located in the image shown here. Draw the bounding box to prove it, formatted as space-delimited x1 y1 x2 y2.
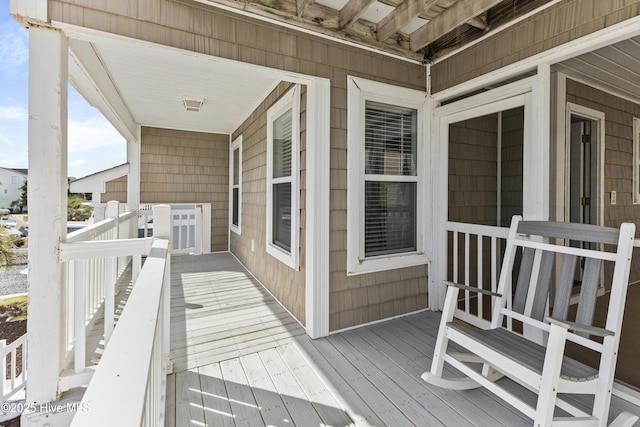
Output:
153 204 172 240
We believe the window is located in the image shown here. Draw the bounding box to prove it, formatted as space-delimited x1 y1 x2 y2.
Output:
10 176 17 185
3 189 7 195
347 76 429 275
229 136 242 234
266 85 300 269
634 118 640 204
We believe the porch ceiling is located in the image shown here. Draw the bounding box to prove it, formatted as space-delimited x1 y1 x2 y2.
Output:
68 35 282 136
555 36 640 103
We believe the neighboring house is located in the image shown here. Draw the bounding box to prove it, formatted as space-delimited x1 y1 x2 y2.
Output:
0 167 27 211
9 0 640 424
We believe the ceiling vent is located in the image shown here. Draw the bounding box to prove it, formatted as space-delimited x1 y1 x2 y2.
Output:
183 98 204 112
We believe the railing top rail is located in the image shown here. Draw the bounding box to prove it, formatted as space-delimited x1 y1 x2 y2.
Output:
60 237 154 261
0 333 27 355
446 221 511 239
70 238 169 427
66 210 138 243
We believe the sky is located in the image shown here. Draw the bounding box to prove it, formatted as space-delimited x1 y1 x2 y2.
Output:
0 3 126 179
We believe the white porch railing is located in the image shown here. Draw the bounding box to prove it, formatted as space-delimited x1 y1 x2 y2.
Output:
446 221 510 330
70 206 171 427
58 201 152 392
0 335 27 402
139 203 211 255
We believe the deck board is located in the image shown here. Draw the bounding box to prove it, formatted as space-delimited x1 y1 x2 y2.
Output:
167 253 640 427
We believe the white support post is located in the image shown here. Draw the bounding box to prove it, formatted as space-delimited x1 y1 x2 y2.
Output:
524 63 551 221
127 127 141 237
152 205 171 368
26 26 68 405
304 79 330 338
103 201 119 344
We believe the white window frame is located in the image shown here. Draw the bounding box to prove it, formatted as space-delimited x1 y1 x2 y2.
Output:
266 85 300 270
347 76 429 275
634 118 640 205
229 135 242 234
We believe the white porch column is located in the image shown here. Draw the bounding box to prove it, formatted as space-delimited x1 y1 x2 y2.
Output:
26 26 68 404
126 126 141 212
305 79 330 338
524 63 551 220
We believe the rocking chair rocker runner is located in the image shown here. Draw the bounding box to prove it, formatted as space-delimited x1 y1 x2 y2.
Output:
423 216 639 427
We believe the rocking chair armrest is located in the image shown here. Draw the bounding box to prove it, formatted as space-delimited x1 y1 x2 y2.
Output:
443 281 502 298
546 317 614 337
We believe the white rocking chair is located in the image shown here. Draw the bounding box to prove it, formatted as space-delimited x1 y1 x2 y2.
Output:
423 216 639 427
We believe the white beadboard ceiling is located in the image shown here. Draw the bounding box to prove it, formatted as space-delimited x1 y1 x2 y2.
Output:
555 36 640 103
77 37 282 135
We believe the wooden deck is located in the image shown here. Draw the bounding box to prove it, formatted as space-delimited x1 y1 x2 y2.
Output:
165 253 640 427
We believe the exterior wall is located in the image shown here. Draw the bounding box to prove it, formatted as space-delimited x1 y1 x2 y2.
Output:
230 82 307 324
101 128 229 252
101 176 127 203
140 127 229 252
500 107 524 227
447 107 524 227
0 168 27 210
49 0 428 331
565 79 640 284
448 115 498 225
432 0 640 93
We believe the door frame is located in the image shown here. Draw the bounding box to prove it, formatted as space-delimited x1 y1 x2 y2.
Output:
431 72 550 309
563 102 606 229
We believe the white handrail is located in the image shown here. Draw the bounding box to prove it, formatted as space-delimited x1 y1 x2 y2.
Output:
70 238 170 426
0 334 27 402
67 210 138 243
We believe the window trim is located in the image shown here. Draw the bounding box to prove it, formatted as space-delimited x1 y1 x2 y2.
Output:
634 118 640 205
266 85 300 270
347 76 429 275
229 135 242 235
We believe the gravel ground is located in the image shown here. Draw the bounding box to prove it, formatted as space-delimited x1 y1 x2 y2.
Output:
0 252 28 296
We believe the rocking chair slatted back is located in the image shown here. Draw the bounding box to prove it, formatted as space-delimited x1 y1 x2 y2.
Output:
496 219 621 341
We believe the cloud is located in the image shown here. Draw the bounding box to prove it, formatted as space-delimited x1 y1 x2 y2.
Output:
68 116 126 153
0 157 24 168
0 105 27 121
0 21 28 79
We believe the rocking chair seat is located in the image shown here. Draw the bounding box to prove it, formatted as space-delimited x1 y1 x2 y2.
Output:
447 321 598 383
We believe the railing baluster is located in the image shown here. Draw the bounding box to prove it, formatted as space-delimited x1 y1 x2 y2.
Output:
75 259 86 374
477 235 483 319
104 257 115 345
10 350 16 391
464 232 470 314
0 340 6 401
453 231 459 284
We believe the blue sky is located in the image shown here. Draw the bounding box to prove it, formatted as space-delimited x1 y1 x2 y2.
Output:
0 4 125 178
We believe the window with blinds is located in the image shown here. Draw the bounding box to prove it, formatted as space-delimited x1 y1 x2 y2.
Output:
272 109 293 251
364 101 418 256
229 136 242 234
232 146 240 227
266 85 300 269
634 117 640 204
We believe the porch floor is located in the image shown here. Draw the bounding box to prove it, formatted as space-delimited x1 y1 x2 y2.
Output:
165 253 640 427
